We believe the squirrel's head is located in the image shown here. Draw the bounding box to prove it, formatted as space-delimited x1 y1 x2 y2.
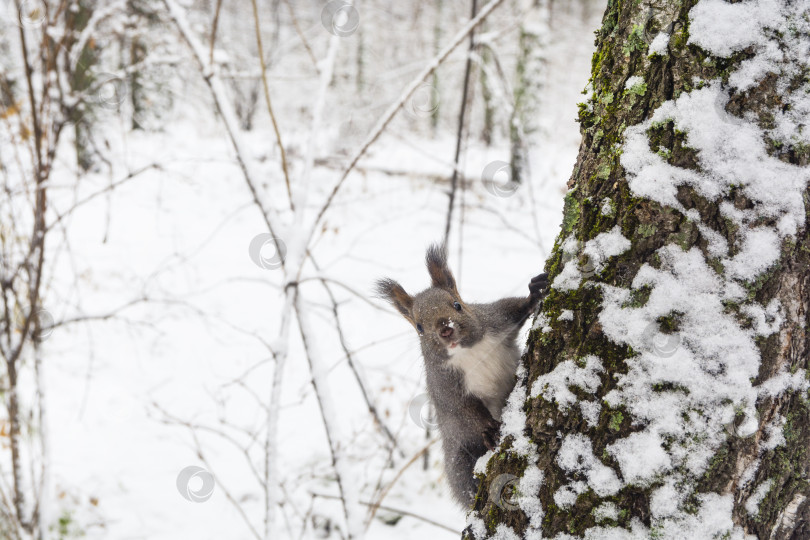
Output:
376 244 484 359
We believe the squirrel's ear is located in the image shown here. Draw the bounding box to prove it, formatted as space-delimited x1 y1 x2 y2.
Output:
425 243 458 294
375 278 415 324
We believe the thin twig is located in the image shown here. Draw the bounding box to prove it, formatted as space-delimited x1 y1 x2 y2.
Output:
294 289 360 538
296 276 388 311
46 163 162 232
365 440 437 528
308 265 402 456
444 0 479 245
312 491 460 535
308 0 509 237
155 404 266 489
280 0 319 71
261 27 344 540
208 0 223 65
162 0 286 264
10 3 50 528
250 0 294 210
163 413 263 540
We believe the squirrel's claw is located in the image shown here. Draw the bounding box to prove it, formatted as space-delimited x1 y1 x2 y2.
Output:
482 425 499 452
529 272 550 298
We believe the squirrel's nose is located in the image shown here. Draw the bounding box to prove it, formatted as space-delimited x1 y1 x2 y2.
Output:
439 325 454 339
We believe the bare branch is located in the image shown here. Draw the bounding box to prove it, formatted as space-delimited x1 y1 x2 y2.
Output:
312 491 460 535
365 440 438 528
308 0 509 236
294 289 362 538
162 0 286 262
46 163 163 232
310 269 402 456
208 0 224 65
250 0 294 210
444 0 479 245
280 0 319 70
173 417 263 540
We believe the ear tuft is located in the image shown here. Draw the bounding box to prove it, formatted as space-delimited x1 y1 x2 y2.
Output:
425 243 457 293
375 278 415 323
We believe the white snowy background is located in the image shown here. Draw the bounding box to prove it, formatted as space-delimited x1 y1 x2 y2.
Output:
0 0 603 538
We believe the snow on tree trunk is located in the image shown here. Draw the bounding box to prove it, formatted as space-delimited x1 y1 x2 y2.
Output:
467 0 810 538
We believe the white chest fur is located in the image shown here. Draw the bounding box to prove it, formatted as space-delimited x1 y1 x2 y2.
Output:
447 333 520 420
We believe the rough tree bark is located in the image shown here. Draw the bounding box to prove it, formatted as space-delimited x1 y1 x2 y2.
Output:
467 0 810 538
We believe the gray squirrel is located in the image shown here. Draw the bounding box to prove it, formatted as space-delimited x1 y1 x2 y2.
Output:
376 244 549 507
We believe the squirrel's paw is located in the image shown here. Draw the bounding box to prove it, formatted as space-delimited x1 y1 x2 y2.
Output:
529 273 550 298
482 424 500 452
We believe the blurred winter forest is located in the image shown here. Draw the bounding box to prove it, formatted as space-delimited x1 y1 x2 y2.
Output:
0 0 602 538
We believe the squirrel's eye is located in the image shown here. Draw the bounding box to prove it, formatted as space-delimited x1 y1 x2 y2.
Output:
453 301 462 311
416 323 424 335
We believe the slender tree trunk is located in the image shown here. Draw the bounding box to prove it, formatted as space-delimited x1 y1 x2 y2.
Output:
431 0 444 135
468 0 810 538
509 0 548 184
444 0 479 245
479 34 495 146
65 1 97 171
128 22 147 131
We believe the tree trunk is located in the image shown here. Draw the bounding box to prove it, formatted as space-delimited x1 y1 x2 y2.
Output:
510 0 549 185
467 0 810 538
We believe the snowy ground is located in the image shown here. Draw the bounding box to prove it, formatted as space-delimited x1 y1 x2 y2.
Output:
38 4 602 539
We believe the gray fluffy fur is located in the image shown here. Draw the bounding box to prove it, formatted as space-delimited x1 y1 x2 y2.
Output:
376 244 548 507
